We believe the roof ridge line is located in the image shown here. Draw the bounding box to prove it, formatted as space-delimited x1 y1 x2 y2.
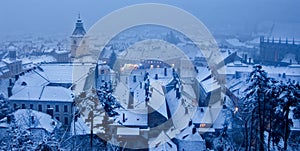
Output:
39 86 46 100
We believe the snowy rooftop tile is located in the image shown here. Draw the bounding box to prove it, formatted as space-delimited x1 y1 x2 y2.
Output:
9 86 73 102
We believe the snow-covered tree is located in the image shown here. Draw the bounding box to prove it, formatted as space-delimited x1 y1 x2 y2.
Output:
0 115 61 151
236 65 300 151
243 65 271 151
97 82 123 117
213 124 236 151
274 81 300 150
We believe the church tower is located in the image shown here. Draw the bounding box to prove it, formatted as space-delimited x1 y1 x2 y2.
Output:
70 14 86 58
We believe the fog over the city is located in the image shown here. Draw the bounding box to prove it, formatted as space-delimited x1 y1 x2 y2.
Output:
0 0 300 38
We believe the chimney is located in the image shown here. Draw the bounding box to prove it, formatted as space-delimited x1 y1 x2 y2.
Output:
189 120 192 126
283 73 286 78
164 68 167 76
192 127 196 134
7 115 12 124
185 107 188 114
248 58 251 64
128 92 134 109
133 75 136 83
9 79 13 86
244 54 248 63
8 86 12 97
122 113 125 123
31 116 35 124
15 75 19 81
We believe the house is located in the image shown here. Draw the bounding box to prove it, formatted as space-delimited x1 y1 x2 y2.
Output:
8 63 95 127
96 62 117 90
149 131 177 151
198 77 221 107
175 125 206 151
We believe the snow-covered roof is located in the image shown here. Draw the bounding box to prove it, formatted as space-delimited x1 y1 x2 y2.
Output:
219 64 300 77
117 127 140 136
2 58 21 64
149 81 168 119
165 89 180 117
192 107 225 131
149 131 177 151
9 86 74 102
115 109 148 127
175 125 204 142
118 39 185 63
196 67 211 82
200 77 221 93
0 61 6 68
12 63 94 95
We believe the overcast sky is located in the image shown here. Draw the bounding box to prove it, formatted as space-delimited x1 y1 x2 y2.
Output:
0 0 299 37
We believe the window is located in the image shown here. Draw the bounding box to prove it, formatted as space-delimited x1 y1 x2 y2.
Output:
64 117 68 125
30 104 33 109
47 105 50 109
56 117 60 121
64 105 68 112
38 105 42 111
13 104 17 109
22 104 25 109
55 105 59 112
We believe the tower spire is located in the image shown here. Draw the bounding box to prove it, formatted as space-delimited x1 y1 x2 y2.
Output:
71 14 86 36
